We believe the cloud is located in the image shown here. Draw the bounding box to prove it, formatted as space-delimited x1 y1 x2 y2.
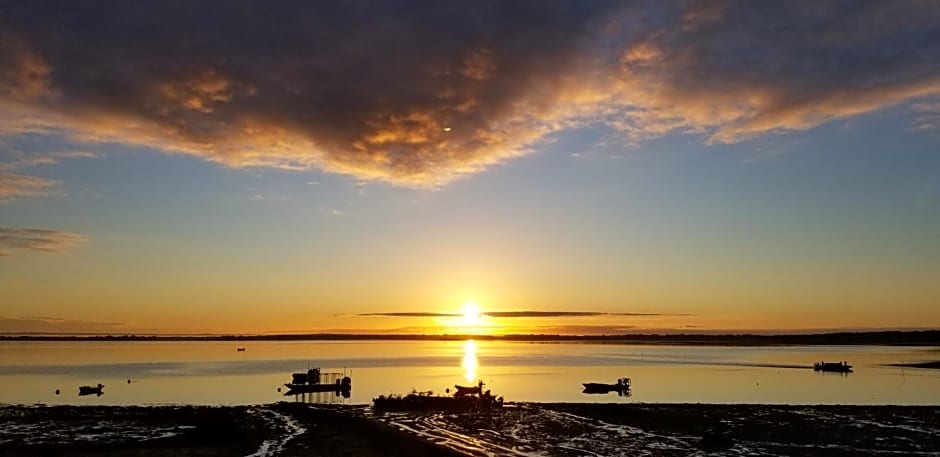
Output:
0 150 100 200
357 312 460 318
0 227 87 256
0 315 124 334
0 171 58 199
357 310 686 318
2 150 100 168
0 2 937 186
912 99 940 132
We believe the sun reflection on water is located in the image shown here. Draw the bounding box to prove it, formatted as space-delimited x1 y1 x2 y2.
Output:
462 339 478 383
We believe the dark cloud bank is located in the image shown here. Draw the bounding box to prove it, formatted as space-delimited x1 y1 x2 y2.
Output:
1 1 938 186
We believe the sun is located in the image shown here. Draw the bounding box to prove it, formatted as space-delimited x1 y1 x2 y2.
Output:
460 300 482 327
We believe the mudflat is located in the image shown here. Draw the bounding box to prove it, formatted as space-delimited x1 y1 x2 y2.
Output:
2 402 938 456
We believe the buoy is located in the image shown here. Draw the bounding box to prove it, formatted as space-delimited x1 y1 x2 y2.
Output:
55 389 60 395
277 387 282 393
127 379 132 384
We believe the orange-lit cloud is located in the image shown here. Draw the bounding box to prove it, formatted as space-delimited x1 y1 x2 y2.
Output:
0 227 87 257
0 2 937 186
0 172 58 200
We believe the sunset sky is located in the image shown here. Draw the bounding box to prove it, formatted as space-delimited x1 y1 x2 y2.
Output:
1 1 939 335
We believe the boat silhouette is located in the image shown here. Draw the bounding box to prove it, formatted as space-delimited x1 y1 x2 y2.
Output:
814 361 852 373
283 367 351 395
582 377 631 395
78 384 104 396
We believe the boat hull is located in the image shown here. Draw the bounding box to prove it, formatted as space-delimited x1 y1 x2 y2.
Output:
582 378 631 395
78 386 104 396
814 362 853 373
582 383 631 395
284 383 351 394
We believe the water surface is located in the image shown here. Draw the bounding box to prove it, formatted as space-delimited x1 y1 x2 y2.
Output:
0 340 937 405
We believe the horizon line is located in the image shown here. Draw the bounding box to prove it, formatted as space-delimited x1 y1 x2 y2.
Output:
2 328 939 344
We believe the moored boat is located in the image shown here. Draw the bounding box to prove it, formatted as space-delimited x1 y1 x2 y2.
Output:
814 361 852 373
78 383 104 396
582 377 631 394
282 367 352 395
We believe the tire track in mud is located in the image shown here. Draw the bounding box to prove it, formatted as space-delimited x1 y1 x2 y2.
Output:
375 405 701 457
515 406 698 456
245 408 305 457
379 411 531 456
374 405 940 457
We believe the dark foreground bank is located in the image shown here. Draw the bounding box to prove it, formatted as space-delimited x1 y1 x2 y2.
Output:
2 402 938 456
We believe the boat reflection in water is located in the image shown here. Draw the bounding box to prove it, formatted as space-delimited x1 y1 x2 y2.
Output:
289 389 350 405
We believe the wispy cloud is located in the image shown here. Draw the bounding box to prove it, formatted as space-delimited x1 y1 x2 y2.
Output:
358 312 461 318
0 171 58 200
0 150 100 201
356 310 689 318
1 150 100 169
912 99 940 132
485 311 688 318
0 227 87 257
0 2 937 186
0 315 124 334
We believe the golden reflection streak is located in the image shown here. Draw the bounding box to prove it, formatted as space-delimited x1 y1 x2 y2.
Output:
462 339 478 383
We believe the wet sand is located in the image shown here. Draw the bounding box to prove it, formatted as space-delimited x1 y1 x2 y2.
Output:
2 402 938 456
0 403 456 457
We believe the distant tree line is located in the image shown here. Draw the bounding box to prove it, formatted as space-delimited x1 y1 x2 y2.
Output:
1 330 939 346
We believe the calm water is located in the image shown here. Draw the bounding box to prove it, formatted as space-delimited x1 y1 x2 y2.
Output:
0 340 938 405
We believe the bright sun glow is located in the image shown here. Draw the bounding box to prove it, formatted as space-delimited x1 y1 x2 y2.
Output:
460 300 482 327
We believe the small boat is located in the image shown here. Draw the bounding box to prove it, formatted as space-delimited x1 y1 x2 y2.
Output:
282 367 351 395
453 383 483 397
236 347 246 352
78 383 104 396
814 361 852 373
582 377 631 394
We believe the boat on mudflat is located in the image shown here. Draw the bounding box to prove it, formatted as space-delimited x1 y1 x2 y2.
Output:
78 384 104 396
283 367 352 395
814 361 852 373
582 377 631 395
373 380 503 412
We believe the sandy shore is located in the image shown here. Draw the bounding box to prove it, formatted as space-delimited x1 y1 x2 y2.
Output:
2 402 938 456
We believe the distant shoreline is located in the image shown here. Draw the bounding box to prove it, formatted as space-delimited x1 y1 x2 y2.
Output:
1 330 939 346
